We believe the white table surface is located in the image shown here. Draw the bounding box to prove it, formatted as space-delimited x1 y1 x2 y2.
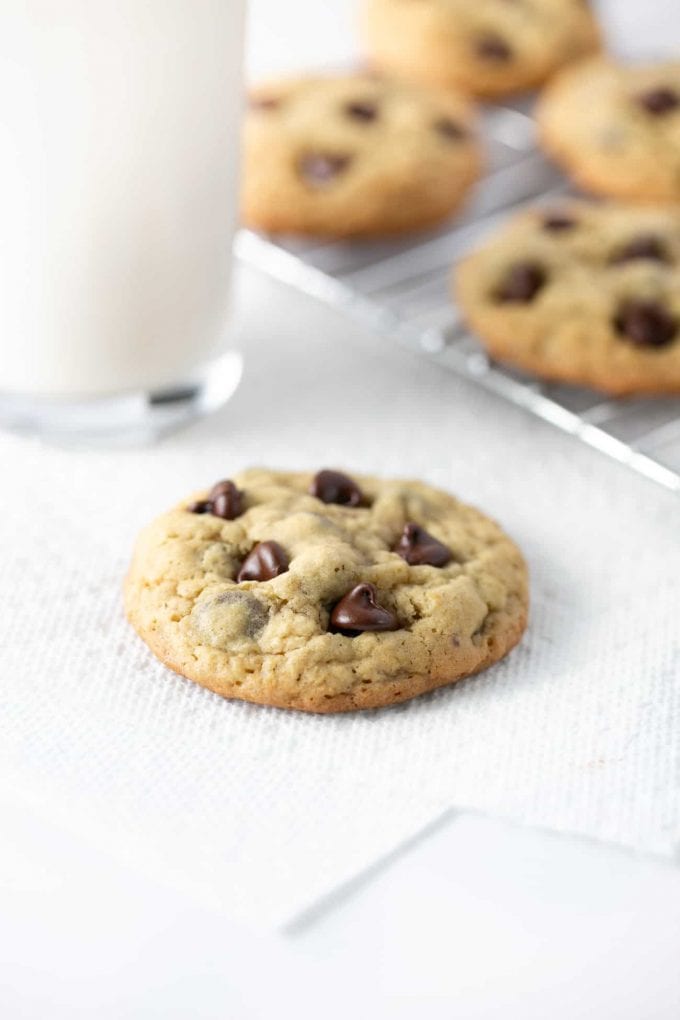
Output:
2 2 680 1017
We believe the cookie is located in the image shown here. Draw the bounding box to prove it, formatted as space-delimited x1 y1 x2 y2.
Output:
241 74 481 237
361 0 601 99
537 57 680 202
124 469 528 713
454 201 680 395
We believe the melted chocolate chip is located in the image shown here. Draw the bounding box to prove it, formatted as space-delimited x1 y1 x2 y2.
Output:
187 500 213 515
237 541 289 583
210 480 243 520
610 235 669 265
212 591 269 638
299 153 352 186
330 583 399 635
344 100 378 122
434 117 467 141
250 95 280 111
477 35 512 62
310 470 364 507
637 87 680 115
394 523 452 567
543 212 577 232
496 262 546 303
614 299 677 348
598 125 627 152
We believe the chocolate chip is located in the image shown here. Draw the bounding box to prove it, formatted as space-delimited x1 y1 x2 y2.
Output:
299 153 352 186
610 235 669 265
212 591 269 638
495 262 546 303
237 541 289 583
210 480 243 520
598 126 627 152
250 95 280 111
394 523 452 567
543 212 577 232
189 479 243 519
477 35 512 61
434 117 467 141
344 100 378 122
310 469 364 507
330 583 399 635
637 87 679 115
614 299 677 347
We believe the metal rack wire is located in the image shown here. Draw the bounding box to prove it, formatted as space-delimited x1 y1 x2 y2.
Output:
236 102 680 494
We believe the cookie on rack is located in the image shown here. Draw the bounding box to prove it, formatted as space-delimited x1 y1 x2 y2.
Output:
537 57 680 202
454 201 680 396
361 0 601 99
125 468 528 713
242 73 481 238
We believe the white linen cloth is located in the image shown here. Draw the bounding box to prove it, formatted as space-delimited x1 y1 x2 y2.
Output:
1 267 679 928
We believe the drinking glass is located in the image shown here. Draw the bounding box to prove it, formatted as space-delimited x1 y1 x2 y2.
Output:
0 0 245 443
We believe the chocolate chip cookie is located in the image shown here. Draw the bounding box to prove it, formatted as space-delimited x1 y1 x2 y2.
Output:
242 74 481 237
361 0 601 99
125 469 528 713
454 201 680 395
537 57 680 202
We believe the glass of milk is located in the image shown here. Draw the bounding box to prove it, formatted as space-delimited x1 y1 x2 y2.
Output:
0 1 245 443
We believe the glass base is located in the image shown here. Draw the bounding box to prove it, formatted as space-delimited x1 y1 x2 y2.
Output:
0 350 243 447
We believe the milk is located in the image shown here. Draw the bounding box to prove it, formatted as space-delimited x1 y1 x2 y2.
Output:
0 0 244 396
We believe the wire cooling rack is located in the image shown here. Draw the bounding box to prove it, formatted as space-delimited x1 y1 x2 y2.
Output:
236 101 680 494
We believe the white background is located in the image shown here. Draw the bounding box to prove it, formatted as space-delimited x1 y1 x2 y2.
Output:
2 1 680 1017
